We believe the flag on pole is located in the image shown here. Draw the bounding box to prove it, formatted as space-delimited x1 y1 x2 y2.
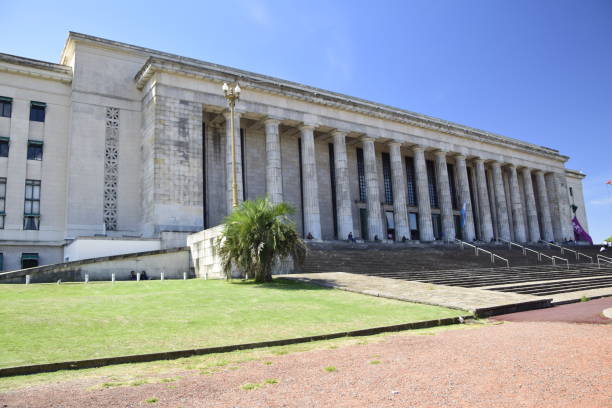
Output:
460 201 467 229
572 216 593 245
606 180 612 185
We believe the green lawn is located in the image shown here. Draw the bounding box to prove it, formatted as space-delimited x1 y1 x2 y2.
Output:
0 278 465 368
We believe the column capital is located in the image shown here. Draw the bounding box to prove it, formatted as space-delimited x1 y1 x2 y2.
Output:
473 157 485 164
361 136 375 143
533 169 545 176
264 117 282 126
454 153 466 160
331 129 348 138
434 149 448 158
299 123 316 132
411 145 425 153
491 161 502 169
223 110 242 120
387 140 403 148
506 163 517 170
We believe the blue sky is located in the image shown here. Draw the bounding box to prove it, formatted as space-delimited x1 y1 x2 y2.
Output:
2 0 611 242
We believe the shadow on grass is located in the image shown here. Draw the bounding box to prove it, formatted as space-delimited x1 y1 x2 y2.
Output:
229 278 331 291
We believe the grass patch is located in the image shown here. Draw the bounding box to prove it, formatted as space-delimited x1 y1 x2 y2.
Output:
324 366 337 372
241 383 260 391
0 279 464 368
144 397 158 403
0 322 483 393
370 360 381 365
264 378 278 384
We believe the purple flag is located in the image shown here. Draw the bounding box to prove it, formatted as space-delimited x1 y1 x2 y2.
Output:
572 216 593 244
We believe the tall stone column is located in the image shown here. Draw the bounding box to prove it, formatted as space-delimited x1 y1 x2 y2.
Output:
534 170 554 241
363 138 384 240
508 164 527 242
474 158 494 242
332 131 353 240
545 172 564 241
455 155 476 241
413 146 434 241
551 172 573 241
521 167 541 242
491 161 511 241
264 118 283 204
389 142 410 241
300 124 321 239
224 111 243 214
434 150 455 241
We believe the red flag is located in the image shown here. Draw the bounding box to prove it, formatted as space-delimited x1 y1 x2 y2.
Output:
607 180 612 185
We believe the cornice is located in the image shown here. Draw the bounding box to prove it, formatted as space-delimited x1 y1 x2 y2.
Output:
136 57 567 162
0 53 72 84
59 32 568 163
565 169 586 179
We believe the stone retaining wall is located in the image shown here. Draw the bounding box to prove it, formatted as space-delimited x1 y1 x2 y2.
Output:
0 248 192 283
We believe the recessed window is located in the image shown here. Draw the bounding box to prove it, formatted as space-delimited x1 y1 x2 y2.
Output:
0 178 5 229
0 253 3 271
29 101 46 122
0 97 12 118
21 253 38 269
0 138 8 157
27 141 43 161
24 179 41 230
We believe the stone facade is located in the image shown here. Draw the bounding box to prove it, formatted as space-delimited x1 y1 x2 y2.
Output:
0 32 589 271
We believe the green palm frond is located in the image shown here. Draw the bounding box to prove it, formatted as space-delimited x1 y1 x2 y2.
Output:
215 197 307 282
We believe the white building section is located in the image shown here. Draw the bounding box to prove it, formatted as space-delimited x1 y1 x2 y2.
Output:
0 32 589 271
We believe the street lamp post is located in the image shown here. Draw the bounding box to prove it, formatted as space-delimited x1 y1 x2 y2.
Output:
222 82 241 208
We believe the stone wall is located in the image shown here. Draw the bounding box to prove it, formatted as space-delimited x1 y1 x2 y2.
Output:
0 247 191 283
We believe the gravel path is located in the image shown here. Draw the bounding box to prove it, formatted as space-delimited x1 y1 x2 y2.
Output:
1 322 610 407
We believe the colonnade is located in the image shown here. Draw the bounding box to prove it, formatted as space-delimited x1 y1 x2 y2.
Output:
223 113 573 244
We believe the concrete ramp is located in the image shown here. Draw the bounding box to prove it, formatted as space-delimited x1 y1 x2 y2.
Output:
285 272 552 318
0 247 192 283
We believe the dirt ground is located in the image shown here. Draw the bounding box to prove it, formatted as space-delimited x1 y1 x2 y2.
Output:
1 320 610 408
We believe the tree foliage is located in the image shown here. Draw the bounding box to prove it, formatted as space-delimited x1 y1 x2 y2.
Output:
216 197 307 282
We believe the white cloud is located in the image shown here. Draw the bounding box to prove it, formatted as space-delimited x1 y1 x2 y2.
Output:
590 196 612 205
245 1 271 26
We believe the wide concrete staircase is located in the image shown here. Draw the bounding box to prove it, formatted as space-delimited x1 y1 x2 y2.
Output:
301 241 612 298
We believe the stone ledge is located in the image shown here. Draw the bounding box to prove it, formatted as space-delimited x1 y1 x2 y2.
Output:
0 315 470 377
0 247 189 281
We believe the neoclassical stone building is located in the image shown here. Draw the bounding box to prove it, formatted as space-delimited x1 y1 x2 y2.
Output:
0 32 588 271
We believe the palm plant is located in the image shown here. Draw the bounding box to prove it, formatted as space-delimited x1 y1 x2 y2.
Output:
216 197 307 283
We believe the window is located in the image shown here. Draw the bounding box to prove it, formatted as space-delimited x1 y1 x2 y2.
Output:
569 187 573 197
447 163 458 209
426 160 439 208
432 214 442 240
21 253 39 269
381 152 393 205
24 179 41 230
356 148 366 202
0 137 8 157
0 178 5 229
328 143 338 239
0 97 12 118
29 101 46 122
409 212 419 240
27 141 43 161
0 253 3 271
405 157 417 207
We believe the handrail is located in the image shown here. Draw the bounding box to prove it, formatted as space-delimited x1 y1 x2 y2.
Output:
577 252 593 263
500 239 544 261
552 255 569 269
492 254 510 269
597 254 612 269
456 239 509 267
539 252 554 262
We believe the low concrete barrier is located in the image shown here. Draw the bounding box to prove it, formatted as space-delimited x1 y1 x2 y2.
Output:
0 247 192 283
0 315 470 377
